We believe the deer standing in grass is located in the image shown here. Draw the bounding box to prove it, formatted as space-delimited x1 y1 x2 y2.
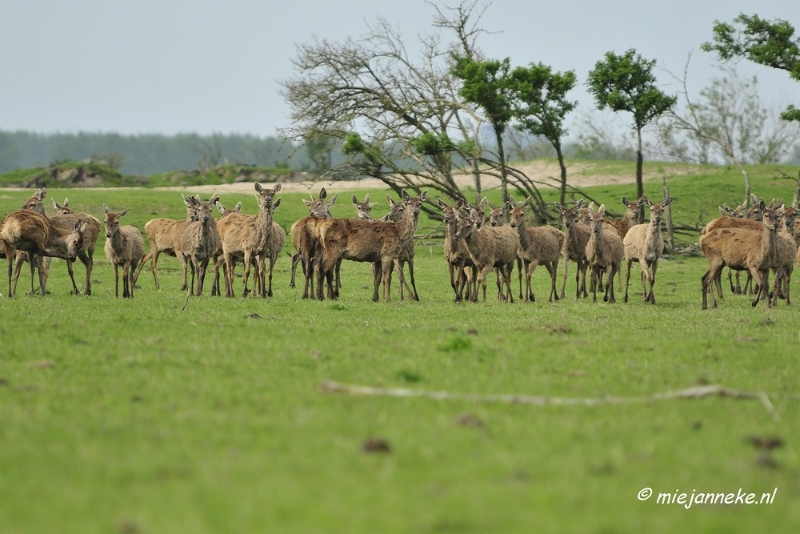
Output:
217 183 282 298
103 205 145 298
9 188 51 296
1 210 86 297
210 199 243 297
316 190 427 301
289 188 338 298
622 195 673 304
438 199 475 303
383 195 419 301
585 204 624 303
453 207 518 303
181 195 221 297
506 197 563 303
555 200 590 299
50 198 100 295
134 194 199 290
700 200 783 309
487 200 525 300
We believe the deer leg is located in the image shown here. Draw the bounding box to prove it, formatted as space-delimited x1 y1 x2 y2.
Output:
132 250 150 287
606 264 616 303
149 250 161 291
290 252 301 288
560 254 569 300
517 256 523 299
11 253 25 297
648 261 658 304
65 259 79 295
79 250 92 296
335 258 342 290
526 260 537 303
267 255 276 297
241 252 253 299
623 259 632 303
113 264 120 298
6 248 15 297
749 267 764 308
35 255 46 296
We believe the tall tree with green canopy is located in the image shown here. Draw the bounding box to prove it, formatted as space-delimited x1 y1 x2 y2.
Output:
586 49 677 206
452 56 515 203
511 63 578 205
701 13 800 122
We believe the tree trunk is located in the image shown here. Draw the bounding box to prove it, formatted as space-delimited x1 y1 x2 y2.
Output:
495 129 509 205
636 128 644 223
472 157 482 205
555 141 567 206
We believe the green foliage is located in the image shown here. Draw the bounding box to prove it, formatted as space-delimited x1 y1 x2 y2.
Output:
414 132 454 156
511 63 578 143
341 132 383 165
586 49 677 130
451 56 515 135
702 14 800 122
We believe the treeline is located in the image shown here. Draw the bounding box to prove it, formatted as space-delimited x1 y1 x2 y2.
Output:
0 131 332 175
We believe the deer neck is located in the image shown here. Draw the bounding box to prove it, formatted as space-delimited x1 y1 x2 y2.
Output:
589 228 605 257
109 227 127 255
255 204 273 245
45 224 76 257
760 224 780 264
395 205 418 244
462 225 486 259
646 218 662 253
515 219 531 250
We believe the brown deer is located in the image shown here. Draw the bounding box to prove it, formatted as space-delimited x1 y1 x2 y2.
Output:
622 195 673 304
507 197 563 303
383 195 418 301
103 205 145 298
437 199 475 303
700 200 783 309
215 200 242 217
180 195 221 296
49 198 101 295
1 210 86 297
555 200 590 299
585 204 624 303
217 182 282 298
134 194 199 290
9 188 51 296
604 197 643 239
487 200 525 300
210 199 245 296
290 188 338 295
453 207 519 303
316 190 427 301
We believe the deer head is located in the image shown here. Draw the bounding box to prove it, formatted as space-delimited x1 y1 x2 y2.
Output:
103 205 129 239
640 195 673 226
554 199 584 229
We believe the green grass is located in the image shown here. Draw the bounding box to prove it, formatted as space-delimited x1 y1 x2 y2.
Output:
1 162 799 533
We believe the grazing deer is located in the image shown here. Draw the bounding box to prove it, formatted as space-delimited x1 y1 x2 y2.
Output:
49 198 101 295
700 200 783 309
555 200 590 299
181 195 221 296
437 199 475 303
217 182 282 298
134 194 199 290
453 207 519 303
1 210 86 297
622 195 673 304
103 205 145 298
585 204 624 303
316 190 427 301
507 197 563 303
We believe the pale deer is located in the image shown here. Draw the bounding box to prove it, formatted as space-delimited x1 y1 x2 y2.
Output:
700 200 783 309
382 195 418 301
585 204 624 303
316 190 427 301
216 182 282 298
103 205 145 298
453 208 518 303
487 200 525 300
507 197 564 303
134 194 199 290
622 195 673 304
437 199 475 303
554 200 590 299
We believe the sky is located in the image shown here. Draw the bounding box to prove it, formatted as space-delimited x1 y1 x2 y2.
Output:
1 0 797 139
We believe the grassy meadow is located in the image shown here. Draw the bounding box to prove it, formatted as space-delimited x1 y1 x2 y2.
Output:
1 161 799 533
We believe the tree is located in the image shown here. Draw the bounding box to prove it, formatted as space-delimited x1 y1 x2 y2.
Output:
701 13 800 122
660 62 800 205
586 50 677 206
451 56 515 203
511 63 578 205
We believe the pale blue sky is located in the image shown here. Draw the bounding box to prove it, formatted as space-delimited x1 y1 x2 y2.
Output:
1 0 797 137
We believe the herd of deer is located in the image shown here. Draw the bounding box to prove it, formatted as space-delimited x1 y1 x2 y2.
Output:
0 184 797 310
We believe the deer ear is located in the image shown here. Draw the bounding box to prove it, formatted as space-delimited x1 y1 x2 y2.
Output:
598 204 606 216
402 190 410 201
386 195 396 206
103 204 109 214
209 194 219 205
216 201 225 213
273 183 282 193
437 199 448 210
469 208 479 221
38 187 47 200
364 193 370 203
523 196 531 207
502 201 511 212
352 194 359 205
119 209 129 218
479 197 488 207
255 182 263 193
575 199 584 208
234 201 242 212
273 198 282 209
52 199 58 210
74 218 83 232
663 196 673 207
621 196 628 206
327 194 338 206
319 187 327 200
759 199 767 211
508 197 516 208
420 191 428 202
302 198 312 206
554 202 563 211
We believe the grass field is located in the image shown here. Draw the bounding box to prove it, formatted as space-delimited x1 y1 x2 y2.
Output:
1 162 799 533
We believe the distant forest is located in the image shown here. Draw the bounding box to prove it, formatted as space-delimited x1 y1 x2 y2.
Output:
0 131 337 175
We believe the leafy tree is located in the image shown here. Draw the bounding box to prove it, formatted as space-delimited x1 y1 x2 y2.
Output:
451 57 515 203
587 50 677 205
702 13 800 122
511 63 578 205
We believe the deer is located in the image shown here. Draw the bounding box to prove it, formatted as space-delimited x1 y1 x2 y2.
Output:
585 204 624 303
622 195 673 304
383 195 419 301
134 194 199 291
700 200 783 309
103 205 145 298
487 200 525 300
1 208 86 297
290 189 339 295
48 198 101 296
9 188 51 296
316 190 427 302
209 199 245 296
180 195 221 297
215 200 242 217
453 207 519 303
506 197 564 303
437 199 476 303
216 182 282 298
554 200 591 300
